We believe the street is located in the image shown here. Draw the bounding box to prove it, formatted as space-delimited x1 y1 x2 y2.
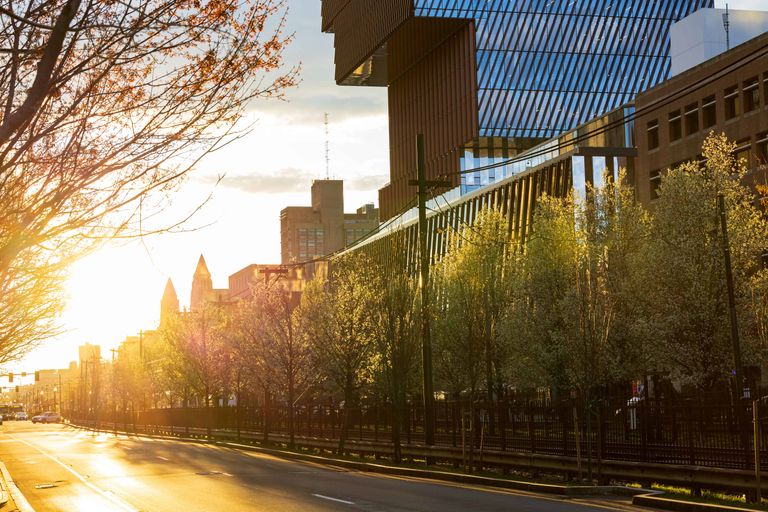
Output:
0 422 651 512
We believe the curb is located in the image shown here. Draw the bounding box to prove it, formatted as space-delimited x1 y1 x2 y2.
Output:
70 424 647 498
0 461 7 508
632 494 762 512
0 461 35 512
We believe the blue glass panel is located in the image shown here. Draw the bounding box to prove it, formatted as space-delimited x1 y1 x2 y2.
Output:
411 0 713 139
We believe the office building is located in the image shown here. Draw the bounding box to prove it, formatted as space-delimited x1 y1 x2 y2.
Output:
280 179 379 264
636 30 768 205
321 0 712 219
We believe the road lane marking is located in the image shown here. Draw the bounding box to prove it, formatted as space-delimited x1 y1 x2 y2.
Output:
8 434 139 512
354 472 641 512
312 494 355 505
156 456 169 461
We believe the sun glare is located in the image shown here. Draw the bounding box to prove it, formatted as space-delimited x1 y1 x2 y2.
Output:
24 245 163 371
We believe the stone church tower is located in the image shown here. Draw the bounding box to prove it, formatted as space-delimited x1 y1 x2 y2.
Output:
160 278 179 326
190 254 213 312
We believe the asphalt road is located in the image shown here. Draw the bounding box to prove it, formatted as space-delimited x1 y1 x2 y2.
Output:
0 422 650 512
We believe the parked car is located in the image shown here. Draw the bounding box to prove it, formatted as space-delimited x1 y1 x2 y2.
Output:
14 412 27 421
2 412 14 421
31 412 60 424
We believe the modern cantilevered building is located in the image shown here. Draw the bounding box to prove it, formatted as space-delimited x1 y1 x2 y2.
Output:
321 0 713 220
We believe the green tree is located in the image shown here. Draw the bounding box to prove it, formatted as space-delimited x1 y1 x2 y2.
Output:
299 254 377 454
642 133 768 390
502 171 650 396
432 208 514 470
369 233 420 463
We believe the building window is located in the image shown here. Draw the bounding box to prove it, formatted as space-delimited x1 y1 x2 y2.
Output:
647 119 659 149
702 95 717 129
650 170 662 200
733 138 751 168
743 77 760 112
684 102 699 136
764 73 768 107
756 132 768 167
725 85 740 119
668 110 682 142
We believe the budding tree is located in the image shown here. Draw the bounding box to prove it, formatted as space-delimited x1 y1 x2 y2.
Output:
0 0 298 362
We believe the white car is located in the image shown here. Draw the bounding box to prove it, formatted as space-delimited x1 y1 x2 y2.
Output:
31 412 60 424
14 412 27 421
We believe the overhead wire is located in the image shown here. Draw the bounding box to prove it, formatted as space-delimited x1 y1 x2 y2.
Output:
433 39 768 180
289 35 768 267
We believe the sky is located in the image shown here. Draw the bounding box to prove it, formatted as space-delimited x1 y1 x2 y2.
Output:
12 0 389 372
11 0 768 374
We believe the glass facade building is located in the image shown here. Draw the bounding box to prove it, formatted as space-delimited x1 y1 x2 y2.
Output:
413 1 712 138
321 0 713 219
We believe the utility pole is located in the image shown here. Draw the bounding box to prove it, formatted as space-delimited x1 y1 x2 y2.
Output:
324 113 331 180
719 194 744 397
409 134 451 447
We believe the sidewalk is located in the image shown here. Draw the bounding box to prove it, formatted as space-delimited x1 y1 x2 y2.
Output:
0 460 34 512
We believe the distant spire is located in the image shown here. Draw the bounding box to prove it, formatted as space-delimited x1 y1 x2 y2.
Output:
160 277 179 326
191 254 213 312
194 254 211 277
162 278 178 303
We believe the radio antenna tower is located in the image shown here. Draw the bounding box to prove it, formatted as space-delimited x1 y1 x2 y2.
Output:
324 113 330 180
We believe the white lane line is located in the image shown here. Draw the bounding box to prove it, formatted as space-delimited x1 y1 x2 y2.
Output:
312 493 355 505
8 434 138 512
156 456 169 461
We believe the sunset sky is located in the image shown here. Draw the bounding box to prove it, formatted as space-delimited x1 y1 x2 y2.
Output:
11 0 767 374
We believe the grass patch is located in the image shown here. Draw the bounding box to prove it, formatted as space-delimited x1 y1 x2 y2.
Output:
646 484 768 511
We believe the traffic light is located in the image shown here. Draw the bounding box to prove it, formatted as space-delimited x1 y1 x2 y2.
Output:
7 373 12 383
21 372 26 377
14 386 18 393
34 371 39 382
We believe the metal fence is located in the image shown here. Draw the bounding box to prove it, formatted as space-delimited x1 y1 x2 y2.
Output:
77 396 768 473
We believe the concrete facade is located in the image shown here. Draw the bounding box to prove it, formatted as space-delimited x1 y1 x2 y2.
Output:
671 8 768 76
636 31 768 205
280 180 379 264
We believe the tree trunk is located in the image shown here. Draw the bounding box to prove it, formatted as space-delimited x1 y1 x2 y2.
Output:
338 385 353 455
263 387 270 444
469 389 476 474
235 374 241 442
288 377 295 449
392 374 404 463
485 318 496 436
205 385 212 438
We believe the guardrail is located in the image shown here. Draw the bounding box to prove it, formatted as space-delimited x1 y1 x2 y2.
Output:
68 418 768 496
